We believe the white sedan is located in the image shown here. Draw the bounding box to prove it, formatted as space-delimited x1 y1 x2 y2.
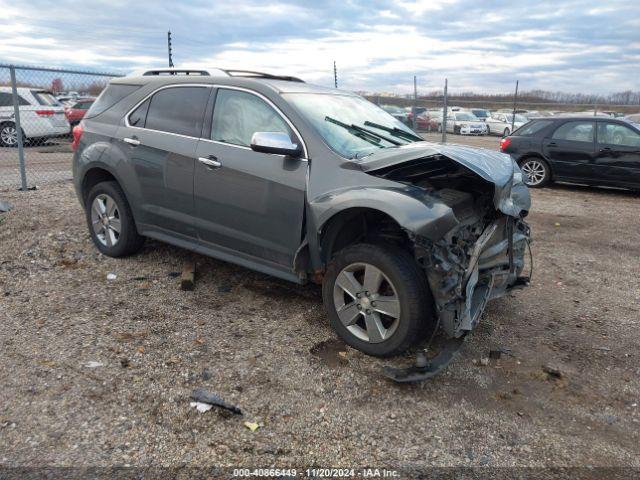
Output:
440 111 487 135
485 112 527 137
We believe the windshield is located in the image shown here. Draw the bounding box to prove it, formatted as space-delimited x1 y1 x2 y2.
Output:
285 93 419 159
455 112 478 121
472 110 489 118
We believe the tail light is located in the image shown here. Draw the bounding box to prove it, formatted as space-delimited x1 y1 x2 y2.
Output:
72 123 84 152
500 137 511 152
35 110 56 117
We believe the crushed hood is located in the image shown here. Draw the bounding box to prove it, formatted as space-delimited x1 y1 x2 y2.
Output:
358 141 530 217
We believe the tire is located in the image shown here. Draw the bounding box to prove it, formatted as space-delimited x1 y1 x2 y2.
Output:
85 181 144 257
454 126 461 135
322 243 434 357
486 125 491 135
0 123 24 148
518 157 551 188
503 127 511 137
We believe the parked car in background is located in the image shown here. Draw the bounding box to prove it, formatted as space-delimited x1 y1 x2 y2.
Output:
72 68 531 366
623 113 640 127
0 87 70 147
470 108 491 121
405 106 427 128
64 98 95 126
415 112 438 131
501 116 640 189
485 112 527 137
380 104 408 125
441 111 487 135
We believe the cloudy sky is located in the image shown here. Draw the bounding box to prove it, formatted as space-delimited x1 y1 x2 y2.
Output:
1 0 638 94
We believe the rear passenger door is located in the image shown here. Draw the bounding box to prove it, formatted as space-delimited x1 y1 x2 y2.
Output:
595 121 640 187
543 121 596 181
117 85 210 239
193 87 308 271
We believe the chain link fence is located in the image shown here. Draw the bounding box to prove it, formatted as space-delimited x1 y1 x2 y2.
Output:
1 65 639 191
0 64 122 190
365 78 640 144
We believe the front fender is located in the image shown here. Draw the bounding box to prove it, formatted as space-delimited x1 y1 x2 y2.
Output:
310 186 458 241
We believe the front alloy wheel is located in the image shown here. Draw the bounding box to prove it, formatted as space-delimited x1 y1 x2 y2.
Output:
333 262 401 343
323 243 433 357
519 158 550 187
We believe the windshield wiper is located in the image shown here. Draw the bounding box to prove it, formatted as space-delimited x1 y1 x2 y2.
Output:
363 121 423 142
325 116 402 147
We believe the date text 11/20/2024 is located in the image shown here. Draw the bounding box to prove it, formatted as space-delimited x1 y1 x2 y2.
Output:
232 468 400 477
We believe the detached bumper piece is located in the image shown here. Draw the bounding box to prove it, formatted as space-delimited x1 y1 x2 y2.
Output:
383 335 467 383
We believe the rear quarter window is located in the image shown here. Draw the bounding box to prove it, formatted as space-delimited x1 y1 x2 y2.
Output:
514 120 554 136
85 84 141 119
144 87 210 137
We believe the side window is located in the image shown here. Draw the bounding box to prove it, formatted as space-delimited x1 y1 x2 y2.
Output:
211 89 294 147
0 92 30 107
597 123 640 147
0 92 12 107
552 121 594 143
128 98 150 127
143 87 209 137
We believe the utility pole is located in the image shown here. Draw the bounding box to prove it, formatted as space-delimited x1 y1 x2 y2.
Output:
167 31 174 68
442 78 448 143
333 61 338 88
412 76 418 131
511 80 519 133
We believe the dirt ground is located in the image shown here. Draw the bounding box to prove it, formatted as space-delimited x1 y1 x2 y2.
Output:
0 179 639 473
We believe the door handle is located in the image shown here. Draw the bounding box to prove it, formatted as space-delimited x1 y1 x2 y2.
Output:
547 142 557 147
198 156 222 169
599 147 611 153
123 137 140 146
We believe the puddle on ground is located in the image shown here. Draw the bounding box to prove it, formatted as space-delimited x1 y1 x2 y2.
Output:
310 338 349 369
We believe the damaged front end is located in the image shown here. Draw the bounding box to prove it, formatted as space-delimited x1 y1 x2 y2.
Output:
364 144 532 341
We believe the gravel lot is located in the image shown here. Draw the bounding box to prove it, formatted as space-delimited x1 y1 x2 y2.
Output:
1 170 639 472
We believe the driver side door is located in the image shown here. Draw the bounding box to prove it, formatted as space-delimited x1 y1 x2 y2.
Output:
193 87 308 274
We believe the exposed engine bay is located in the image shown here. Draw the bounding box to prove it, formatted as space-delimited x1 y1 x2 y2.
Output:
368 153 531 339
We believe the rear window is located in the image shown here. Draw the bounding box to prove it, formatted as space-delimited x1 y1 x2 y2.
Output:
85 84 141 119
31 91 60 106
514 120 554 136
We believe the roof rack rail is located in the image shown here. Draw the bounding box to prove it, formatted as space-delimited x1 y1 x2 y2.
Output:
140 68 211 76
221 69 305 83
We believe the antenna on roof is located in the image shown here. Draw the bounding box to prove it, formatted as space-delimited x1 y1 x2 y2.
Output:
167 31 174 68
333 61 338 88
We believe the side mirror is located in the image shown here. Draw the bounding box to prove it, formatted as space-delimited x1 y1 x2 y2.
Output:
250 132 302 157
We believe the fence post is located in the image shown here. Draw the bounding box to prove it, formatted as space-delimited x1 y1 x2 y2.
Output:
441 78 448 143
412 76 417 131
9 66 28 191
511 80 519 133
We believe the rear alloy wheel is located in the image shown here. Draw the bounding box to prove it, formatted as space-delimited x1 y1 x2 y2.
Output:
85 181 144 257
519 157 550 187
323 243 433 357
0 124 19 147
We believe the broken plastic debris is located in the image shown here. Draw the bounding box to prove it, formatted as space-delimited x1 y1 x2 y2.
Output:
106 273 117 281
85 361 103 368
0 200 12 212
244 421 260 431
190 401 213 413
190 388 242 415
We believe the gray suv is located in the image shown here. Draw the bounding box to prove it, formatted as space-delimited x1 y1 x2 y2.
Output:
73 68 531 361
